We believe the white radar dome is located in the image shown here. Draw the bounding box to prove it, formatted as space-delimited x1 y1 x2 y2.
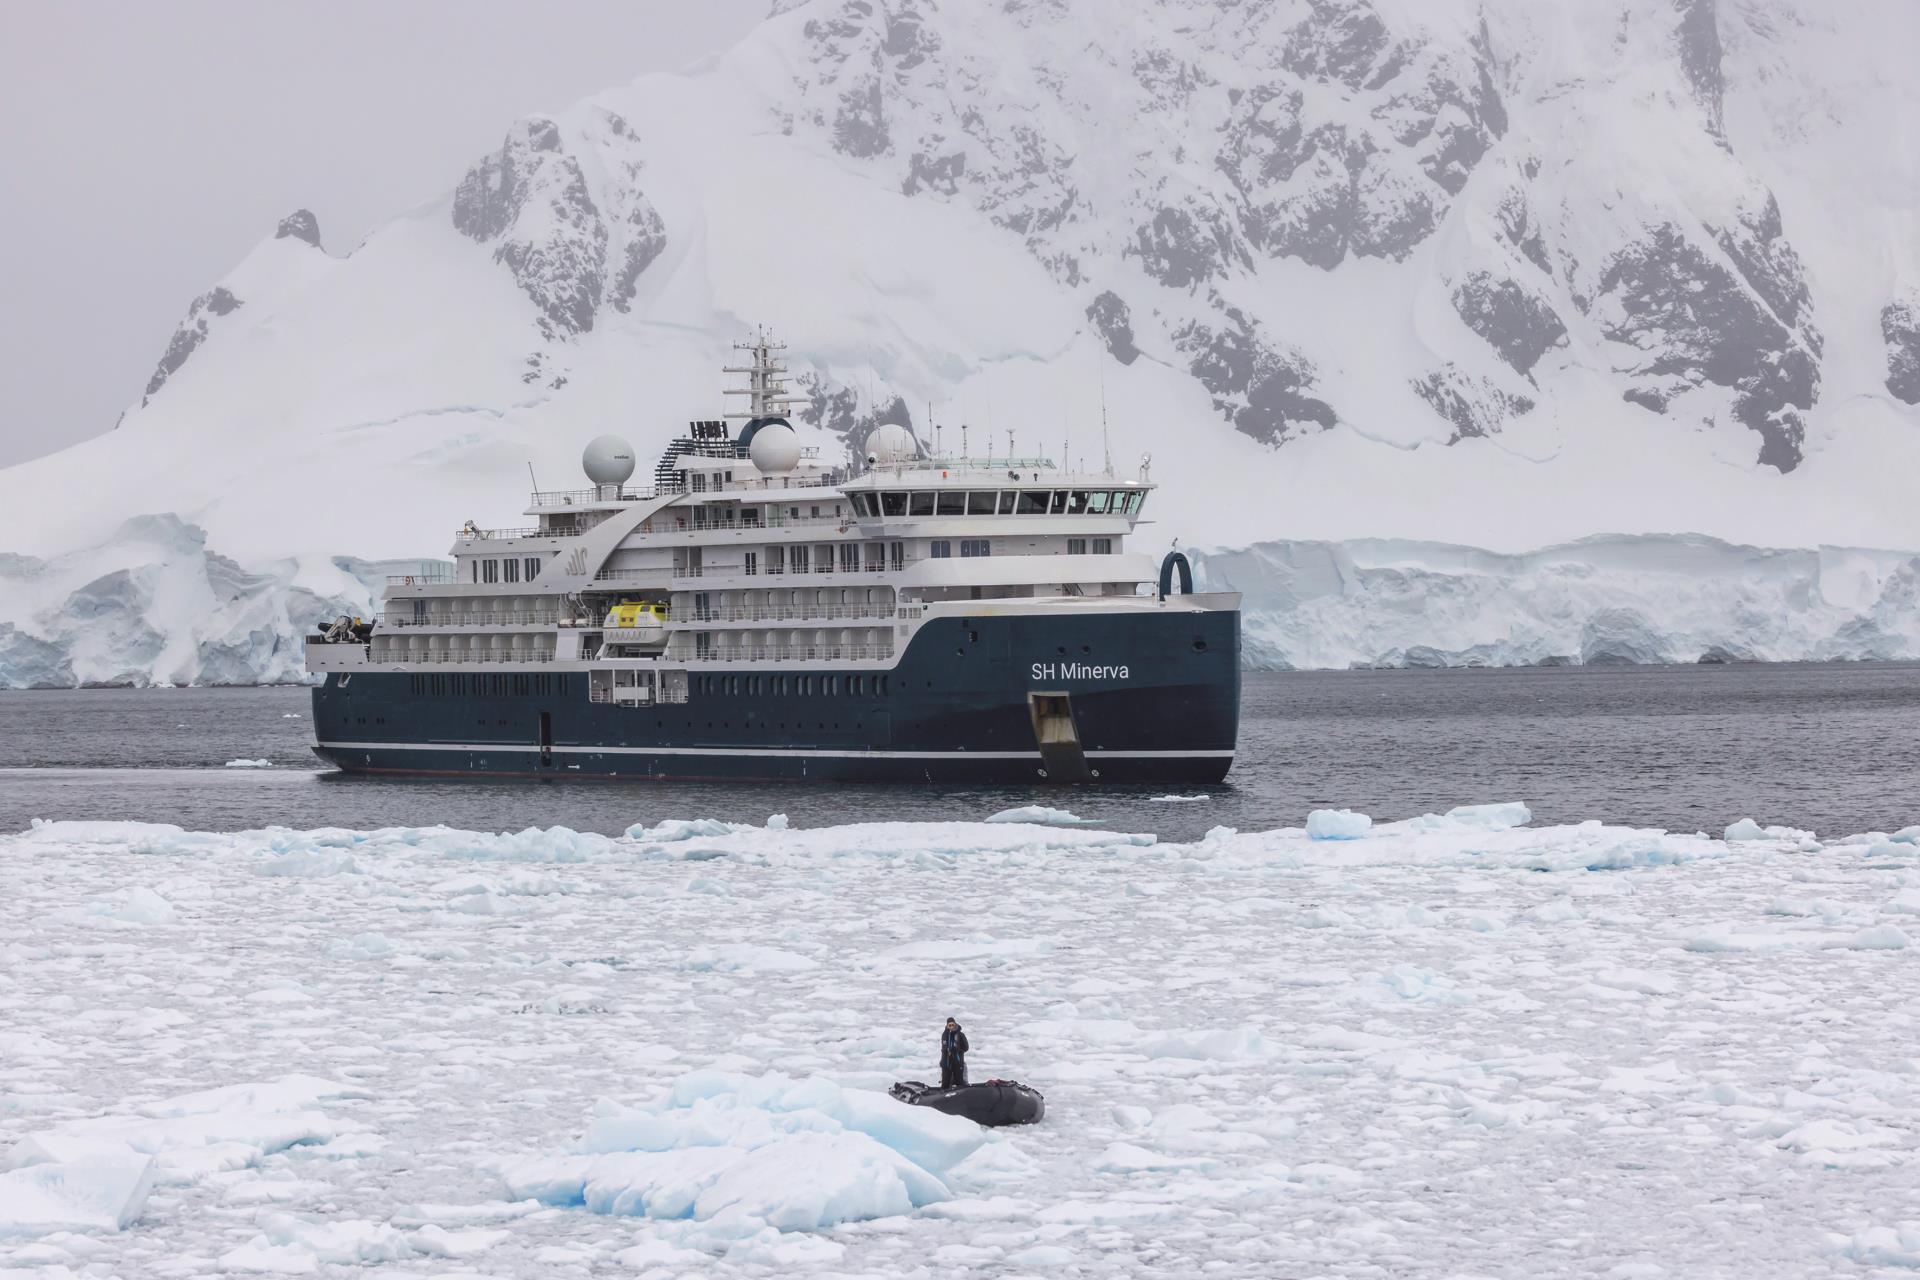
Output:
867 422 918 466
748 422 802 474
582 434 636 485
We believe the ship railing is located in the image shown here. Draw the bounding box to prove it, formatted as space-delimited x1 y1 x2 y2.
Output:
379 611 565 628
684 603 894 624
684 643 895 664
639 511 851 534
530 483 684 508
455 526 554 541
672 558 916 581
385 650 557 665
385 566 458 585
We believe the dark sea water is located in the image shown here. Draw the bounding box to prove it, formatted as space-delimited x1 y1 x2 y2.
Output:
2 663 1917 840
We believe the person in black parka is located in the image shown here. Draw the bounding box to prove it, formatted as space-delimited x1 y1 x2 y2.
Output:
939 1017 969 1089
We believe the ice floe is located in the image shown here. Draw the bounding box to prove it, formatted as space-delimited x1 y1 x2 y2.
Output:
4 806 1918 1275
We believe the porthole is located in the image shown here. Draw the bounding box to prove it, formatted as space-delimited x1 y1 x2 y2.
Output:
1192 637 1208 653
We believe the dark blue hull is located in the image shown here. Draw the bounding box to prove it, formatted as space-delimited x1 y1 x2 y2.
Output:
312 610 1239 783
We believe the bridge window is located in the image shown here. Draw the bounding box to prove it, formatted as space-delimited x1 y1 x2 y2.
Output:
966 492 997 514
1016 490 1048 515
910 492 936 517
997 491 1017 514
1067 491 1091 515
881 491 908 516
937 491 965 516
1087 491 1111 514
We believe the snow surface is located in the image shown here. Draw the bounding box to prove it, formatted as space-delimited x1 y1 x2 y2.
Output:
5 809 1920 1275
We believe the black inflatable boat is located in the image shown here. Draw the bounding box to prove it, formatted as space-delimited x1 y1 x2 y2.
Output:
890 1079 1046 1127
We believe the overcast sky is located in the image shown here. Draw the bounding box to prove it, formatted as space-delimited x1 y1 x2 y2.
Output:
0 1 765 468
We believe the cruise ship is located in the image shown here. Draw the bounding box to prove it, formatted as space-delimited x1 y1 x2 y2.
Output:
306 337 1240 782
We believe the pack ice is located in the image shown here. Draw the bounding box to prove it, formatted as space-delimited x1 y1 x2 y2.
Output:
4 808 1919 1276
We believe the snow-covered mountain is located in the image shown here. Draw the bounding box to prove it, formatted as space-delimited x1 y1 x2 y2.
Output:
2 0 1917 685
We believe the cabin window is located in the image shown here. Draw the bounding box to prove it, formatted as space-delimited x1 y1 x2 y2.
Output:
791 545 810 573
1016 490 1048 515
1088 491 1111 514
817 543 836 573
1068 538 1088 555
910 492 936 516
1094 537 1113 554
937 491 966 516
851 676 865 696
882 491 908 516
811 505 822 518
524 557 541 579
839 543 860 572
960 539 991 558
482 559 499 584
470 561 478 584
827 676 840 696
931 540 952 559
966 492 997 514
890 541 905 570
503 558 520 583
744 552 758 576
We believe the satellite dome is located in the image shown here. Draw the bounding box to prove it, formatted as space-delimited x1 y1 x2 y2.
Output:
748 422 802 474
868 423 917 466
582 434 636 485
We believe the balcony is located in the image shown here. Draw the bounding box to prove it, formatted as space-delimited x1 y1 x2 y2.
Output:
670 558 916 581
683 602 895 624
379 611 564 628
684 643 896 664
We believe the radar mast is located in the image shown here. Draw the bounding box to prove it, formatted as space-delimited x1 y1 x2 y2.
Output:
722 327 810 421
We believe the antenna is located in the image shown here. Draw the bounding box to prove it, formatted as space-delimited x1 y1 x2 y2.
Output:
1098 354 1112 475
961 421 969 459
527 460 540 495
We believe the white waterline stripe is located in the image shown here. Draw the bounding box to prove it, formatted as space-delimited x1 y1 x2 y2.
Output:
316 740 1232 760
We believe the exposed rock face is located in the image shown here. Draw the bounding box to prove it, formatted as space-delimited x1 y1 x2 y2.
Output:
1675 0 1725 135
1600 202 1820 471
453 118 607 338
1086 291 1139 365
274 209 322 248
142 286 242 405
1451 272 1567 377
451 111 668 343
1885 297 1920 404
1174 305 1336 445
1414 365 1535 443
793 370 914 457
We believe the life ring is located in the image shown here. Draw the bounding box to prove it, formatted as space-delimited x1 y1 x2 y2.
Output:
404 575 414 586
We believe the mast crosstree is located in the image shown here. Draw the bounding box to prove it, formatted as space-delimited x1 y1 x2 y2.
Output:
722 328 810 421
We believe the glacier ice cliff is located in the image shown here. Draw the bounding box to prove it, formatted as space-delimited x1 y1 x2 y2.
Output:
1194 535 1920 671
0 515 412 689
